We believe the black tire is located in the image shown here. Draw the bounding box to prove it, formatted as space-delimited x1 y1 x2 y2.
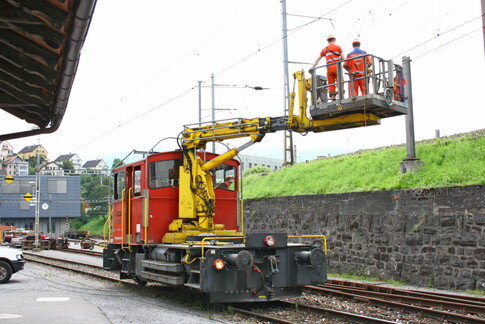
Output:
0 261 12 284
135 276 147 287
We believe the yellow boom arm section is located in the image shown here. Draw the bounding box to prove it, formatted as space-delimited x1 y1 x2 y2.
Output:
162 71 380 243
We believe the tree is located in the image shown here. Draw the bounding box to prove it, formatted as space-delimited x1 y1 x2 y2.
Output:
111 158 123 170
72 174 114 229
62 160 74 171
28 156 46 174
27 155 45 168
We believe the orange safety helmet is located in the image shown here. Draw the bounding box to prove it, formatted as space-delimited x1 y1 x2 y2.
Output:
327 34 336 41
352 38 360 46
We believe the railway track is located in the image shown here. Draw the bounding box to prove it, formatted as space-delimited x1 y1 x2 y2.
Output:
65 247 103 257
307 279 485 324
22 253 396 323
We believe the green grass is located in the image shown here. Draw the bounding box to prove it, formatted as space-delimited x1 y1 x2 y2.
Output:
78 214 107 235
243 132 485 199
328 272 407 286
464 289 485 296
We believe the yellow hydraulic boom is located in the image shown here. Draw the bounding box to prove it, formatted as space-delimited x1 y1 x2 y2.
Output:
162 71 381 243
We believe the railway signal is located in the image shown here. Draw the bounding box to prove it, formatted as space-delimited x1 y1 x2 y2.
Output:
4 175 14 183
23 193 33 202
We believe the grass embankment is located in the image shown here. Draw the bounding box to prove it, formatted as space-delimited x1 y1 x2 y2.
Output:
77 215 106 235
243 131 485 199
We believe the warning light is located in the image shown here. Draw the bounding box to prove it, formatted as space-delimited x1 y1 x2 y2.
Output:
212 259 226 271
24 193 33 202
4 175 14 183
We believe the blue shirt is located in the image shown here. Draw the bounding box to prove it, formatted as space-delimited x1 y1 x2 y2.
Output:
347 47 367 57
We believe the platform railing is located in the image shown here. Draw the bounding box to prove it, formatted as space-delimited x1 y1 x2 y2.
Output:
309 54 404 107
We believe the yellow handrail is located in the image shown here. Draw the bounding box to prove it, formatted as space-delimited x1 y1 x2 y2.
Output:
143 193 149 243
102 206 113 248
200 236 245 259
128 188 133 246
121 188 126 249
128 187 133 249
240 199 245 234
288 235 328 255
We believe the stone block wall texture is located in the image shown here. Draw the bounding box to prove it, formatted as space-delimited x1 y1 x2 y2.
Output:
244 185 485 290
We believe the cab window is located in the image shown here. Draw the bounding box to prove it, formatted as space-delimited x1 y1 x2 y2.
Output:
114 171 125 200
149 159 182 189
133 168 142 196
213 164 236 191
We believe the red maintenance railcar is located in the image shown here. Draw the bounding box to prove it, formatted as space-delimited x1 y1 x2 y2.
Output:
104 148 327 303
110 150 240 246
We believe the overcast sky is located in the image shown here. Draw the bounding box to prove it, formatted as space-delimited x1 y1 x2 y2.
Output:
2 0 484 163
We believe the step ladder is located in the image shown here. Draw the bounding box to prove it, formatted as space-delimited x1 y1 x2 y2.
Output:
139 260 185 285
184 268 201 290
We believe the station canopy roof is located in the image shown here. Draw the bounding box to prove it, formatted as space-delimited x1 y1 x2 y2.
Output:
0 0 97 140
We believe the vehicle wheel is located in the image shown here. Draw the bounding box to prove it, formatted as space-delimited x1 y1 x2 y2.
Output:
0 261 12 284
135 276 147 286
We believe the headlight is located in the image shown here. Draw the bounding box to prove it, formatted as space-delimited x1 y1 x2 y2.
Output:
212 259 226 271
263 235 276 247
16 254 23 260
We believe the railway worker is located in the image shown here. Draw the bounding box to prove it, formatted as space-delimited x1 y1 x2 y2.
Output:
344 39 372 97
393 65 407 101
312 35 344 100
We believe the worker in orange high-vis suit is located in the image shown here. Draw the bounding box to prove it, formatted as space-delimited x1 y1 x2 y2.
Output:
312 35 344 100
344 39 372 97
394 65 407 101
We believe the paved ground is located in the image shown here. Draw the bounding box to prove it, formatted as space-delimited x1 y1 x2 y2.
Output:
0 263 229 324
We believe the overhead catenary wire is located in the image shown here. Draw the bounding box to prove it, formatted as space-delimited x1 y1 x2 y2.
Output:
73 86 196 151
392 14 484 59
413 28 481 60
374 0 412 24
69 1 356 153
46 19 234 141
215 0 354 77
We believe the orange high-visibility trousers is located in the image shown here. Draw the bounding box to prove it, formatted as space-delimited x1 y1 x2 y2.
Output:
350 73 366 96
327 68 338 94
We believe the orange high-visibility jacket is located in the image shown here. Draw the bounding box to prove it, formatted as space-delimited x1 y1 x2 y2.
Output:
345 48 371 75
320 44 343 70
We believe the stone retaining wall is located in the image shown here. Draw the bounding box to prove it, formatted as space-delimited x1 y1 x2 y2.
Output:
244 185 485 290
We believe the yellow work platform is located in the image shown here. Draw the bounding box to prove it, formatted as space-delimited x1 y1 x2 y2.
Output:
310 94 408 121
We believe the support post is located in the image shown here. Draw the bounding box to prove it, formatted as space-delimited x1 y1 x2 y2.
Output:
211 73 216 153
198 80 202 126
482 0 485 57
400 56 423 174
33 168 41 251
281 0 294 165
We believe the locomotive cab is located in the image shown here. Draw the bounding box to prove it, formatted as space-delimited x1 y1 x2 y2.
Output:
103 150 327 303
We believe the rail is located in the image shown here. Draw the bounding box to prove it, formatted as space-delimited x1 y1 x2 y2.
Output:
309 54 406 107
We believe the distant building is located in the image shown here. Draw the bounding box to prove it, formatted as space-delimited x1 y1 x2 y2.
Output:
238 154 283 172
40 162 64 176
17 144 48 161
0 175 81 235
82 159 109 174
54 153 83 170
0 141 13 160
0 155 29 176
